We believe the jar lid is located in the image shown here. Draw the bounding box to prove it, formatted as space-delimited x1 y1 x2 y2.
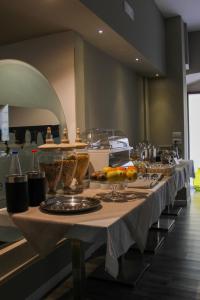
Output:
74 142 88 149
6 174 28 183
38 127 58 150
27 171 45 179
38 143 59 150
59 143 77 150
74 128 88 148
58 128 76 150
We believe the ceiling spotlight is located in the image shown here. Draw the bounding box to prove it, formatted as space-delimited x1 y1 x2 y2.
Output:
155 73 159 77
98 29 103 34
135 58 139 61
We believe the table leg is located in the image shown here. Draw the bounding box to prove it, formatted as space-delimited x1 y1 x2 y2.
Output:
162 204 183 216
71 239 86 300
151 217 175 231
90 251 150 287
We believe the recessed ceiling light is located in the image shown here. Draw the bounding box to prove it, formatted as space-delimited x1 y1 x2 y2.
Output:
155 73 159 77
98 29 103 34
135 58 139 61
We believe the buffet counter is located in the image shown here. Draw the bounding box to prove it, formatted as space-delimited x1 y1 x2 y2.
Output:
8 160 194 299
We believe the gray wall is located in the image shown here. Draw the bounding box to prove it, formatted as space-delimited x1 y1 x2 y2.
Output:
81 0 166 73
79 41 144 145
188 31 200 74
148 17 187 156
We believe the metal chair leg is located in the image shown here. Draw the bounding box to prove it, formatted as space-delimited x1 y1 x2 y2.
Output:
71 239 86 300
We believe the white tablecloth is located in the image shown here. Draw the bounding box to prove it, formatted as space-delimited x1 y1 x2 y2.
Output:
10 161 194 278
9 181 168 278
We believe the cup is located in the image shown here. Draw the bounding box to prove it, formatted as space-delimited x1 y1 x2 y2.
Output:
27 171 46 206
5 174 29 213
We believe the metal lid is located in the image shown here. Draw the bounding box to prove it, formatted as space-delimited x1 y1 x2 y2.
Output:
6 174 28 183
27 171 45 179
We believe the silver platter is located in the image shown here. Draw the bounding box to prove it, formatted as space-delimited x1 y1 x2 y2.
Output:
40 196 101 214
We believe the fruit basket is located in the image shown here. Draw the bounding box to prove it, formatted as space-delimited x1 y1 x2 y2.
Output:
91 166 138 201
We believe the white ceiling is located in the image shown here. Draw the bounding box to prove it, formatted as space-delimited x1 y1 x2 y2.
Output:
155 0 200 32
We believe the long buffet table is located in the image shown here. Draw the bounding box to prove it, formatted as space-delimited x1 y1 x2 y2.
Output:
10 160 194 299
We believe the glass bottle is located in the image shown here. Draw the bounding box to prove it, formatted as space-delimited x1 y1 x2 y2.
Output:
5 151 29 213
9 150 22 175
27 149 46 206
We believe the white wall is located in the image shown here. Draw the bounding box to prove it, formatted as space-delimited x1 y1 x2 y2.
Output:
0 60 66 131
9 107 59 127
0 31 77 141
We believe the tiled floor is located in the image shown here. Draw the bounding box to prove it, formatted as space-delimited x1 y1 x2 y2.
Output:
45 190 200 300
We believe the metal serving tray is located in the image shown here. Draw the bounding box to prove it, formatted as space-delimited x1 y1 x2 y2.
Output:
40 196 101 214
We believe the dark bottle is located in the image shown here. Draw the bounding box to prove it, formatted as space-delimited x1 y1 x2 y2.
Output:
5 151 29 213
27 149 46 206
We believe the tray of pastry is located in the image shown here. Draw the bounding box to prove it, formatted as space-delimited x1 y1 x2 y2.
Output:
127 173 163 189
146 164 175 176
40 196 101 214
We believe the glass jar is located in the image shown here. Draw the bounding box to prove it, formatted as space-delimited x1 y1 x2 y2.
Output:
39 149 63 195
61 149 77 193
72 128 90 192
38 127 63 195
58 128 78 194
75 148 90 187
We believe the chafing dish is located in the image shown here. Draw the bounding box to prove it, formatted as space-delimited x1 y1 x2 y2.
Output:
81 128 133 170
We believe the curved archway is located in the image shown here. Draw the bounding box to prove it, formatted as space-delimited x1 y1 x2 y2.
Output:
0 59 66 130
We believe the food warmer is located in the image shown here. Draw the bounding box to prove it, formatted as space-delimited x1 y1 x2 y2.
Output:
81 128 133 171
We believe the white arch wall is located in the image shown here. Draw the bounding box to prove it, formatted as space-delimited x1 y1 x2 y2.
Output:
9 107 59 127
0 31 77 142
0 60 66 129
